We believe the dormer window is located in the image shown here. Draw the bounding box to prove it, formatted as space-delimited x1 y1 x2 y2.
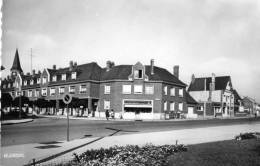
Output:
62 74 66 81
71 72 76 79
30 80 34 85
52 75 57 82
42 77 47 84
24 80 27 86
134 69 143 79
37 78 40 84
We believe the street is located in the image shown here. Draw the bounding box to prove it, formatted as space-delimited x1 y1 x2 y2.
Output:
2 117 260 146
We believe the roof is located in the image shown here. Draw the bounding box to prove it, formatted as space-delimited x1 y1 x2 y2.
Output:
10 49 23 73
101 65 186 86
186 92 198 105
188 76 231 91
232 89 242 100
48 62 102 85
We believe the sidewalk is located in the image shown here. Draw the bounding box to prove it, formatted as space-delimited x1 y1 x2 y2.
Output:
1 119 34 125
38 114 255 122
1 122 260 166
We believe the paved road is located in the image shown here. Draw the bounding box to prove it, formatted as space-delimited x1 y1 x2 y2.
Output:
2 117 260 146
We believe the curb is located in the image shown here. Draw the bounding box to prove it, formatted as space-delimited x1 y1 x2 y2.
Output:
1 119 34 125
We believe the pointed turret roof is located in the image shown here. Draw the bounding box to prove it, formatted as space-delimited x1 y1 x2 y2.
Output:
11 49 23 73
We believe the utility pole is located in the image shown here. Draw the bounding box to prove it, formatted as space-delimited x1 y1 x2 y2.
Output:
30 48 33 73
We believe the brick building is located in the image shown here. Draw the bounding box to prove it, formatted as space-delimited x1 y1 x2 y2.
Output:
1 49 197 120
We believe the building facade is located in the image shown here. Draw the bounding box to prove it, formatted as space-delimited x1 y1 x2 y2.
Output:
1 50 198 120
188 74 235 117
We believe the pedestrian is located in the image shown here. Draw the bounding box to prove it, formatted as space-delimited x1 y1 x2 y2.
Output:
105 109 109 120
111 109 115 119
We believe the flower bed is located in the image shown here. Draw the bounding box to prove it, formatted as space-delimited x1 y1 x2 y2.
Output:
60 144 187 166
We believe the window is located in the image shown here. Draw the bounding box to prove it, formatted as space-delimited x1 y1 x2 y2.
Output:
62 74 66 81
42 77 47 84
59 87 65 94
179 88 183 97
8 83 11 88
52 75 57 82
16 91 20 97
22 91 25 96
12 91 15 97
164 86 167 95
42 88 47 96
134 85 143 94
104 85 111 94
145 85 154 94
71 72 76 79
30 79 34 85
164 101 167 111
170 102 175 111
122 85 131 94
28 90 33 97
104 100 110 109
197 106 204 111
24 81 27 86
179 103 183 111
170 88 175 96
35 89 40 97
69 86 75 94
134 69 143 79
3 84 6 89
37 78 40 84
50 88 56 96
80 85 87 93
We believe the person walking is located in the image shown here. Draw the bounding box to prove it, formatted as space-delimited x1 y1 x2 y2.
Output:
111 109 115 119
105 109 110 120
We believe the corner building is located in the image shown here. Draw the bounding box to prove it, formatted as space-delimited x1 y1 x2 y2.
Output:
2 50 195 120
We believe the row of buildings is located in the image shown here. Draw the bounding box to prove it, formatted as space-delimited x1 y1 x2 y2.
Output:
1 49 259 119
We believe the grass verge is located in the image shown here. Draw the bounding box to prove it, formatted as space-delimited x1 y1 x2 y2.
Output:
168 139 260 166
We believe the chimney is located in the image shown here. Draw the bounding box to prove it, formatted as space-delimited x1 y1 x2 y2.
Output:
173 65 179 79
74 62 77 67
26 72 30 76
106 61 114 72
191 74 195 84
211 73 215 91
69 61 73 71
150 59 154 75
53 65 56 70
38 70 41 74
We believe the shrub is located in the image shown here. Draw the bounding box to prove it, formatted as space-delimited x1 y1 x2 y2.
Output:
67 144 188 166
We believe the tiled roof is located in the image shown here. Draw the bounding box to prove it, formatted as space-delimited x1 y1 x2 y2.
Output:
48 62 102 85
185 92 198 104
188 76 231 91
101 65 186 86
232 89 241 100
11 49 23 73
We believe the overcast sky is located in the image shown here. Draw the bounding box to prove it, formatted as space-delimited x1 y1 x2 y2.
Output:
2 0 260 101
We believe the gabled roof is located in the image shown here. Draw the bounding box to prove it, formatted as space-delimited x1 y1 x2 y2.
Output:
10 49 23 73
232 89 241 100
188 76 231 91
186 92 198 105
100 65 186 86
